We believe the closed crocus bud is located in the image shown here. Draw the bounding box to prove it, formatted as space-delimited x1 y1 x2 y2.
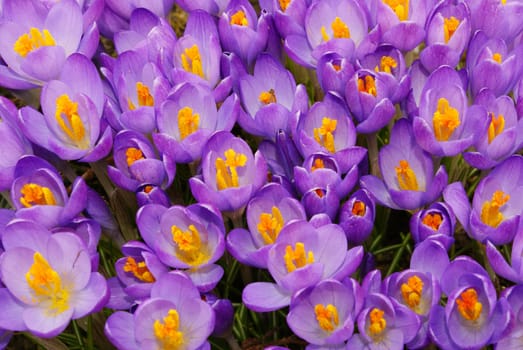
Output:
410 201 455 250
496 284 523 348
339 189 375 246
136 185 170 208
201 293 234 337
316 52 354 96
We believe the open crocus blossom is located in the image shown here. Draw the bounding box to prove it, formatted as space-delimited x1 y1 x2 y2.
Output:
0 220 108 338
360 118 448 211
443 155 523 245
339 189 376 246
104 272 214 350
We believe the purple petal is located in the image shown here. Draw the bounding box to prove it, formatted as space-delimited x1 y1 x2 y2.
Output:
242 282 291 312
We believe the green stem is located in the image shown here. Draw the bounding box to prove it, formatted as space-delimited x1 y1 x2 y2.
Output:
1 191 13 208
386 233 411 276
89 160 115 198
71 320 85 349
224 332 242 350
366 133 381 178
86 315 94 350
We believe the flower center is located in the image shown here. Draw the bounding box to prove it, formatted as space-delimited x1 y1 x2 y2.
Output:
14 27 56 57
20 183 56 207
443 16 460 43
259 89 277 105
123 257 155 283
171 224 210 266
375 55 398 74
321 17 351 42
313 117 337 153
126 147 144 166
352 200 366 216
401 275 424 310
279 0 291 11
383 0 409 21
487 113 505 144
492 52 503 63
230 10 248 26
284 242 314 273
128 82 154 110
315 304 339 332
395 160 419 191
215 149 248 190
433 97 460 141
26 252 69 315
55 94 88 148
358 75 377 97
178 106 200 140
368 308 387 336
181 44 204 78
257 206 284 245
456 288 482 321
422 212 443 230
154 309 185 349
311 158 325 171
481 190 510 228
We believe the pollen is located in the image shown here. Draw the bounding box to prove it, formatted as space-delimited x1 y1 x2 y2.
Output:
257 206 284 245
492 52 503 63
128 82 154 110
178 106 200 140
126 147 144 167
376 55 398 74
14 27 55 57
171 224 210 266
422 212 443 231
20 183 56 208
444 16 460 43
401 275 424 310
368 308 387 336
313 117 337 153
284 242 314 273
352 200 366 216
383 0 409 21
154 309 185 349
315 304 339 332
259 89 277 105
321 17 351 42
487 113 505 144
433 97 460 141
123 257 155 283
55 94 87 148
181 44 204 78
215 149 248 190
230 10 249 26
395 160 419 191
279 0 291 11
311 158 325 171
357 75 378 97
481 190 510 228
456 288 482 321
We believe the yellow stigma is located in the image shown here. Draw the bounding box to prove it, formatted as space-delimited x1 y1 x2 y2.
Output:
123 257 155 283
311 158 325 171
321 17 351 42
481 190 510 228
313 117 337 153
501 0 507 5
456 288 482 321
259 89 277 105
368 308 387 336
230 10 248 26
128 82 154 111
401 275 424 310
257 206 284 245
55 94 87 148
383 0 409 21
444 16 460 43
284 242 314 273
215 149 248 190
20 183 56 208
395 160 419 191
26 252 69 315
422 212 443 231
126 147 144 167
358 75 378 97
178 106 200 140
487 113 505 144
433 97 460 141
279 0 291 11
352 200 366 216
171 224 210 266
14 27 55 58
375 56 398 74
315 304 339 332
154 309 185 349
181 44 204 78
492 52 503 63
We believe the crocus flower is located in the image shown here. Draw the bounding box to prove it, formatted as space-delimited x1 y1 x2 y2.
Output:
360 118 448 211
443 155 523 245
175 0 230 15
136 185 171 207
19 53 112 162
11 155 87 229
202 293 234 337
136 203 225 292
495 284 523 349
287 279 361 347
316 52 354 97
486 223 523 284
339 189 375 246
226 183 306 268
189 131 267 212
242 220 363 312
468 0 523 42
0 0 99 89
429 256 510 350
104 272 214 350
0 220 109 338
410 201 455 250
412 65 488 157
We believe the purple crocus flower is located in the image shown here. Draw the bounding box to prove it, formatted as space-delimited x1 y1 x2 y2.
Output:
19 53 112 162
154 82 238 164
136 203 225 292
0 0 99 89
226 183 306 268
468 0 523 42
287 279 362 347
11 155 87 229
202 293 234 337
412 65 488 157
339 189 375 246
0 220 109 338
242 220 363 312
443 155 523 245
136 185 171 207
268 0 307 38
176 0 230 15
410 201 455 250
316 52 355 97
360 118 448 211
189 131 267 212
37 0 104 32
104 272 214 350
486 224 523 284
495 284 523 349
429 256 510 350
